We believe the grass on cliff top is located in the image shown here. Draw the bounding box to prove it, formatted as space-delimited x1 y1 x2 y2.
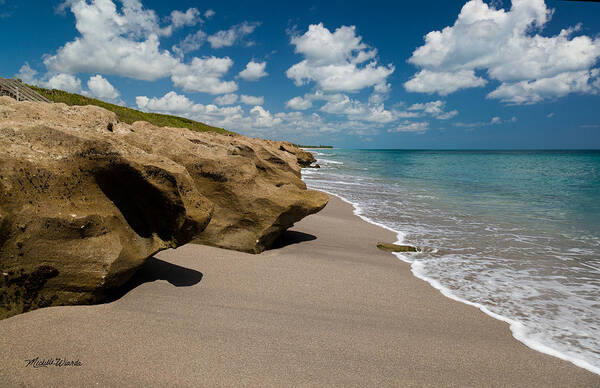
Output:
28 85 235 135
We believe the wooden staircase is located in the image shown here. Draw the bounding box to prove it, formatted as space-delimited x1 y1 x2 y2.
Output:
0 77 51 103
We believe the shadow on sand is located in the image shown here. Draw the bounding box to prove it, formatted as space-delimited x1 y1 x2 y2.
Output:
102 231 313 304
269 230 317 250
103 257 203 302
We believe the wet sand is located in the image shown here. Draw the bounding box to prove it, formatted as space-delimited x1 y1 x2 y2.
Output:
1 195 598 386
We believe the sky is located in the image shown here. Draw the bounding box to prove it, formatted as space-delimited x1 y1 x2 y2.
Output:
1 0 600 149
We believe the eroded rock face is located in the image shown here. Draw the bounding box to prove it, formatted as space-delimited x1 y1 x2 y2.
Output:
119 123 328 253
278 143 316 167
0 97 327 318
0 98 213 318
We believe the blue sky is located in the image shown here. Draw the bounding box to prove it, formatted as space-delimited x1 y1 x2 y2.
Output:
1 0 600 148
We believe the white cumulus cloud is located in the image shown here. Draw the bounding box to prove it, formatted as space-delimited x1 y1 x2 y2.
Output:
405 70 487 95
240 95 264 105
408 100 459 120
45 0 179 80
454 116 517 128
170 8 201 29
405 0 600 103
172 30 207 58
135 91 394 139
45 73 82 93
171 56 238 94
16 62 38 84
238 61 268 81
136 91 243 123
213 93 239 106
44 0 237 95
389 121 430 133
86 74 120 101
286 23 394 93
207 21 259 48
487 69 599 104
319 93 396 123
283 91 396 123
286 95 313 110
250 106 282 128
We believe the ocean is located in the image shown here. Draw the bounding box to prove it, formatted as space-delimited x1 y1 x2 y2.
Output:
302 149 600 374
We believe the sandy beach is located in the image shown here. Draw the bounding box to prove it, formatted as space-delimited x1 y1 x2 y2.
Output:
1 195 598 387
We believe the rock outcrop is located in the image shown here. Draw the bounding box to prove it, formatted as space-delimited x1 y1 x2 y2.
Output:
0 97 327 318
120 123 328 253
376 242 419 253
278 143 316 167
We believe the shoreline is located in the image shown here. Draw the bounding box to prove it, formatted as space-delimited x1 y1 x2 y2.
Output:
0 195 598 386
319 190 600 375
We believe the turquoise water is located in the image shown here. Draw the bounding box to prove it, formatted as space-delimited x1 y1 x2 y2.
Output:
302 150 600 374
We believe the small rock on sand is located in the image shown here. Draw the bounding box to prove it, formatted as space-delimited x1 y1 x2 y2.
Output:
377 242 419 253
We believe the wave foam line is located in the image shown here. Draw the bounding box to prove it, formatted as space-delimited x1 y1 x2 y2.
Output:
319 159 344 165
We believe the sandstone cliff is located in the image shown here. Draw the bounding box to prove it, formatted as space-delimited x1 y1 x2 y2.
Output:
0 97 327 318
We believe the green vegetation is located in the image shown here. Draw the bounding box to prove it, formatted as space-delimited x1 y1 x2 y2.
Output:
293 144 334 149
28 85 235 135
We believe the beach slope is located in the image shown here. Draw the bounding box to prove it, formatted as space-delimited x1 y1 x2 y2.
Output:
1 196 598 386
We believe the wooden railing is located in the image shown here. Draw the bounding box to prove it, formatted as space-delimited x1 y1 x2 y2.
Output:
0 78 51 103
